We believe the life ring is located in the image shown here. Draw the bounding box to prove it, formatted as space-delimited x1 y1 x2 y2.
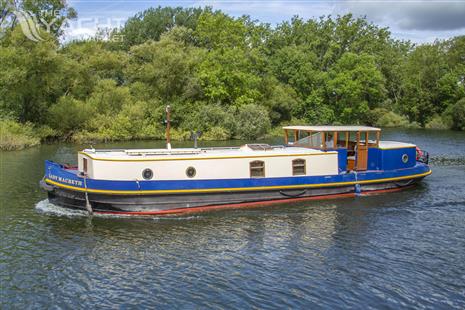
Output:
416 147 423 160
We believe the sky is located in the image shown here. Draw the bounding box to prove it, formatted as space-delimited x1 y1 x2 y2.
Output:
66 0 465 43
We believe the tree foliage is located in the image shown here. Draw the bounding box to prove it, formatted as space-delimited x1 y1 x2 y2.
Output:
1 6 464 150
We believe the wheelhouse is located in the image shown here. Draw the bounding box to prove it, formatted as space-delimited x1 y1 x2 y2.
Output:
284 126 390 172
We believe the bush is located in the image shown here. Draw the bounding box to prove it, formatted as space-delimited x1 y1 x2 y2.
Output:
267 126 286 138
170 128 191 141
48 97 95 134
0 119 40 151
235 104 271 139
74 101 165 142
445 98 465 130
375 110 411 127
181 104 234 133
201 126 230 140
87 80 132 114
426 114 449 129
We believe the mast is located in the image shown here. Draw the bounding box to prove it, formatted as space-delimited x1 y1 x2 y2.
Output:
165 105 171 150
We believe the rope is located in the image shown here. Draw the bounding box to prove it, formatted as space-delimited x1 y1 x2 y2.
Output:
354 170 361 196
279 190 307 198
83 174 93 216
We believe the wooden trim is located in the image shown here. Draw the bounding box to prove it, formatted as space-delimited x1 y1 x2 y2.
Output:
333 131 338 149
345 131 349 149
284 129 288 144
376 131 380 148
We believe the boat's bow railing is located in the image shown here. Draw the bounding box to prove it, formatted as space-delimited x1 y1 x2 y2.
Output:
125 149 203 156
416 148 430 164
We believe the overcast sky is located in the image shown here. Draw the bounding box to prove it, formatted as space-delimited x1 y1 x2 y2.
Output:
66 0 465 43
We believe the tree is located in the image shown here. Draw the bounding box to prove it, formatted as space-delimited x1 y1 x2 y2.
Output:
126 30 204 102
400 43 449 126
327 53 386 124
59 40 128 100
235 104 271 139
195 10 248 49
269 45 319 98
118 6 204 49
446 98 465 130
48 96 94 134
0 26 65 123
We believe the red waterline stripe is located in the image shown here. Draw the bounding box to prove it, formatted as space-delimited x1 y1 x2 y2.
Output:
94 192 356 216
360 185 415 196
94 186 415 217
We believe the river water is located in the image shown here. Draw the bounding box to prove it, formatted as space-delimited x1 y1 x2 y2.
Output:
1 129 464 309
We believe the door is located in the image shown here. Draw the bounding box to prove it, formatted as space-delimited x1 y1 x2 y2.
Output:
356 131 368 171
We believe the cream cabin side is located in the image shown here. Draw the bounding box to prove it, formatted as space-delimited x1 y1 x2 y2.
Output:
77 147 339 181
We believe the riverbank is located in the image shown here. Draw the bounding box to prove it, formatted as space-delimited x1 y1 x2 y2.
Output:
1 115 460 151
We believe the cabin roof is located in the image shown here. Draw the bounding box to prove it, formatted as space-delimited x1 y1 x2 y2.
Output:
80 146 336 161
282 125 381 132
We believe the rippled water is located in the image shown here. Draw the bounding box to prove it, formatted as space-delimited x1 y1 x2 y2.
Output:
1 129 465 308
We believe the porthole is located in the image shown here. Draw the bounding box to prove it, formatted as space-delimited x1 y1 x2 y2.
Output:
186 166 196 178
142 168 153 180
402 154 409 163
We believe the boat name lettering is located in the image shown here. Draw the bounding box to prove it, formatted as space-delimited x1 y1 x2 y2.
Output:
48 174 83 186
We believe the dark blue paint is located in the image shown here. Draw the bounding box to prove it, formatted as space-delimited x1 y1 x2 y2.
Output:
336 148 347 172
368 148 381 170
379 147 416 170
45 160 430 192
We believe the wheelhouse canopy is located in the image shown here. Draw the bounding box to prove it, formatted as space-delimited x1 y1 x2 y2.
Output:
282 126 381 132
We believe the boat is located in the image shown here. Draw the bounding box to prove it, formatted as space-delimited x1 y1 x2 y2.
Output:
40 108 431 216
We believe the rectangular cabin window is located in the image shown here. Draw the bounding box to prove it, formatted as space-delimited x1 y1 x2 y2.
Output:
83 158 88 174
336 132 348 148
250 160 265 178
292 159 306 176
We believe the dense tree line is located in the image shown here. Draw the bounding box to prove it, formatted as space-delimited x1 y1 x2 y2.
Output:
1 6 464 150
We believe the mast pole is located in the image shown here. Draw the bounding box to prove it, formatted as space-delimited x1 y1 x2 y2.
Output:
166 105 171 150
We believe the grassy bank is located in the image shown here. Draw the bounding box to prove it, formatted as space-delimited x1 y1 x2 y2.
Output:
2 114 461 151
0 120 41 151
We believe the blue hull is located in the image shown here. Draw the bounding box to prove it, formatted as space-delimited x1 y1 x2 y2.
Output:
41 161 431 215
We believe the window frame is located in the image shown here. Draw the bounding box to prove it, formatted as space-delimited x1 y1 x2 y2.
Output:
292 158 306 176
249 160 265 178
